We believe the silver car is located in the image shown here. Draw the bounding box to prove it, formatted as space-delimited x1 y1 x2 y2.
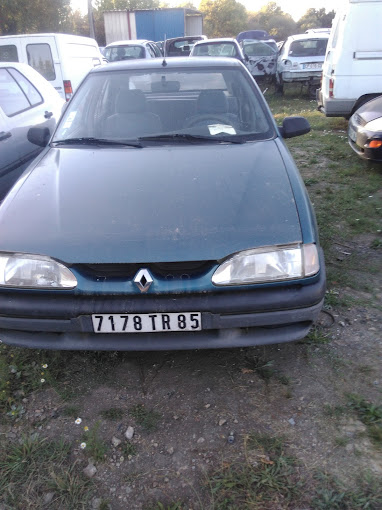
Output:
0 62 64 199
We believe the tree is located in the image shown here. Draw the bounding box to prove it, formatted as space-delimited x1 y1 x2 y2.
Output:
199 0 247 38
297 8 335 32
0 0 72 35
247 2 296 42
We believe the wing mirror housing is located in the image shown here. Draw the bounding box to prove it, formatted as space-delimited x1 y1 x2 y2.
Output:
27 127 51 147
279 116 311 138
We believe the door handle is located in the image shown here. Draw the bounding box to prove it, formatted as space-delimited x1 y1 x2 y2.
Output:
44 111 53 119
0 131 12 142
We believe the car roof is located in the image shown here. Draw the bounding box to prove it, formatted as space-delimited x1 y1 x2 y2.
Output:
105 40 153 47
91 56 243 73
285 33 330 42
193 38 237 44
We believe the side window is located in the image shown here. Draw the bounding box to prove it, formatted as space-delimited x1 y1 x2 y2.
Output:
0 68 30 116
146 44 156 58
8 68 42 106
0 45 19 62
26 43 56 81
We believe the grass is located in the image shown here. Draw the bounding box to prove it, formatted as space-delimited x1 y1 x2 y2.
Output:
346 394 382 446
129 404 161 432
0 435 91 509
82 422 108 462
303 326 331 345
100 407 125 421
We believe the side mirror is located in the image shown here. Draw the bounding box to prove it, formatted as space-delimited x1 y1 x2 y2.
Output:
244 53 249 62
27 126 51 147
279 116 310 138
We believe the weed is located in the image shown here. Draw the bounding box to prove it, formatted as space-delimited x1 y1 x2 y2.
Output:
347 394 382 425
243 355 275 381
346 394 382 446
61 405 80 418
304 326 331 345
370 237 382 249
334 436 350 447
130 404 161 432
82 422 108 462
100 407 124 421
0 435 91 509
122 441 137 457
148 503 184 510
247 432 284 457
312 471 382 509
323 403 347 419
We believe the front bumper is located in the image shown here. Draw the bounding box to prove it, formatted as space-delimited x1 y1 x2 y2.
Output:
0 258 326 350
348 120 382 161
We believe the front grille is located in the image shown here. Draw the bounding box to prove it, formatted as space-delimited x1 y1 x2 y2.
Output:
73 261 216 280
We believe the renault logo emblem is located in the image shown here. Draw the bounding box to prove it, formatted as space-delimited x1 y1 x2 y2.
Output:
134 269 153 293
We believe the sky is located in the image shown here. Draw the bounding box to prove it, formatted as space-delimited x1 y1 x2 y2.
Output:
71 0 346 21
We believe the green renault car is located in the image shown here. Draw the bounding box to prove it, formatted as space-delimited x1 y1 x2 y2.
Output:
0 57 325 350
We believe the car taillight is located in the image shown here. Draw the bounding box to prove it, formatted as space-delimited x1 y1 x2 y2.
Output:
64 80 73 101
329 78 334 98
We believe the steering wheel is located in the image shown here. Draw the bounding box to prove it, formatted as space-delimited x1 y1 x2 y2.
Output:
185 114 233 128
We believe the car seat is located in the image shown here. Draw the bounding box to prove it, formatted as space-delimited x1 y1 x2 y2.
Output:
183 90 238 128
105 89 162 137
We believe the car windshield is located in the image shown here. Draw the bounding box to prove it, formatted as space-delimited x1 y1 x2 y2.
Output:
192 43 238 57
105 45 145 61
53 67 274 143
288 38 328 57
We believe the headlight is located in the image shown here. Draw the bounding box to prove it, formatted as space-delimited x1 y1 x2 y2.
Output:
0 253 77 289
212 244 319 286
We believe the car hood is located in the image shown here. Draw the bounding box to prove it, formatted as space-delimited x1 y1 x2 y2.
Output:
0 143 302 263
355 96 382 124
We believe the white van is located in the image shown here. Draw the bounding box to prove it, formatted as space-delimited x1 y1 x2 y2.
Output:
0 33 103 101
317 0 382 118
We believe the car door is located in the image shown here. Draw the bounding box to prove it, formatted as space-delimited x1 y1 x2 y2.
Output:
0 66 56 197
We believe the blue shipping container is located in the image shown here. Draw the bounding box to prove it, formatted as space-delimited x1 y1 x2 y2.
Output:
135 9 185 41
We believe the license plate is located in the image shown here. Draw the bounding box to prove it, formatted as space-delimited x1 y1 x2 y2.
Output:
92 312 202 333
303 63 322 69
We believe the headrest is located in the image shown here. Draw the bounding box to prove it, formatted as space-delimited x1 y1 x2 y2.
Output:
116 89 147 114
197 90 228 114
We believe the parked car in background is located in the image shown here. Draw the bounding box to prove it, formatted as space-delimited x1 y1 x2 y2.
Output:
305 28 331 34
0 57 325 351
236 30 270 44
104 40 162 62
317 0 382 118
0 62 64 200
190 38 247 66
164 36 206 57
348 94 382 161
0 33 103 101
276 33 329 97
240 38 278 79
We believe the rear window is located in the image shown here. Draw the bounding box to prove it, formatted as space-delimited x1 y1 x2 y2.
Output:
193 43 239 58
0 45 18 62
243 42 277 57
288 38 328 57
105 46 145 62
27 43 56 81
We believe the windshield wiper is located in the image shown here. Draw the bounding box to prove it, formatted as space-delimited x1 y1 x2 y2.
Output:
51 137 143 148
138 133 245 144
